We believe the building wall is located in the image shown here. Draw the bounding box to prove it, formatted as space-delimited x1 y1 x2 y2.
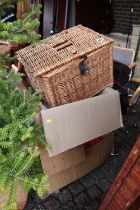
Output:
111 0 140 34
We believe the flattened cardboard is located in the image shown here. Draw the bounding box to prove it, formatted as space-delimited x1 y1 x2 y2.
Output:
47 133 114 193
41 87 122 157
39 145 85 176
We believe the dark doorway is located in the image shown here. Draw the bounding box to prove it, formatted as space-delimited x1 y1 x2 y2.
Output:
76 0 113 34
40 0 113 37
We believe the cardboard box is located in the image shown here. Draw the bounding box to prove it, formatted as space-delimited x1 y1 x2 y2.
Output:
41 133 114 193
41 87 123 157
40 145 85 176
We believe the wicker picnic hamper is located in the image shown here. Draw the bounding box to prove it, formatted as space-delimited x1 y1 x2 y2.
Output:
17 25 113 107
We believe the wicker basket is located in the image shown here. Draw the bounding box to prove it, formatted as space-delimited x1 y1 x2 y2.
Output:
17 25 113 107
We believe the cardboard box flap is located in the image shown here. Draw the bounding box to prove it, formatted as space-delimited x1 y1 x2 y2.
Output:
41 87 123 157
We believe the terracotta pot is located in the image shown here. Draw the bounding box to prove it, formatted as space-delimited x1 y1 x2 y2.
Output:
0 185 28 210
0 44 11 55
17 186 28 210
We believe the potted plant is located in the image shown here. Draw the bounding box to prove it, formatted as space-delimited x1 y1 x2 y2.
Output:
0 0 41 50
0 1 49 209
0 52 49 210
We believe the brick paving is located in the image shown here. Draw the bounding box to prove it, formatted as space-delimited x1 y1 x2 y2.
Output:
24 103 140 210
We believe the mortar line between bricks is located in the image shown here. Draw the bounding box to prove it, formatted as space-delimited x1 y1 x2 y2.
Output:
53 196 62 205
75 179 100 208
80 176 97 190
83 185 97 201
88 171 106 190
79 173 104 201
66 187 80 209
94 183 106 194
79 180 87 189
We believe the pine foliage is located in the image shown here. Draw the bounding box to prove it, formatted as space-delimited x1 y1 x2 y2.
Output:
0 1 41 44
0 63 49 209
0 69 48 209
0 2 49 209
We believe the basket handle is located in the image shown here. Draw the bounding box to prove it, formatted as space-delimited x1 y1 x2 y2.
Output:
53 39 77 53
55 41 73 51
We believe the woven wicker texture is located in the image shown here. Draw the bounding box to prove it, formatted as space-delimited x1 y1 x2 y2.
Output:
17 25 113 107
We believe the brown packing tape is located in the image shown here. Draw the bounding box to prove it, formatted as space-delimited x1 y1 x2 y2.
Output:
47 133 114 193
40 145 86 176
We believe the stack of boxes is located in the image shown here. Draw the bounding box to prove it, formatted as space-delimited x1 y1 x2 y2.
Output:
17 25 123 193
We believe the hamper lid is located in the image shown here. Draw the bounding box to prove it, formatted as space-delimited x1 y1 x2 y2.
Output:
17 25 113 77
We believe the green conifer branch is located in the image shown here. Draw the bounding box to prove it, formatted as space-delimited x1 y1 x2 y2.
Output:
0 1 49 209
